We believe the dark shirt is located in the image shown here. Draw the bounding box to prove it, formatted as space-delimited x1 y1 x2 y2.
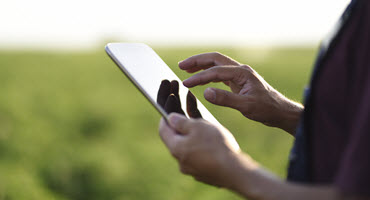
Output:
310 0 370 195
287 0 370 196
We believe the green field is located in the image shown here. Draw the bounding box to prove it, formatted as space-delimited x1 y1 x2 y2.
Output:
0 46 317 200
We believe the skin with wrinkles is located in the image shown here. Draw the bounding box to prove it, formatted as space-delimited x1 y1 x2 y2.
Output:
181 53 303 135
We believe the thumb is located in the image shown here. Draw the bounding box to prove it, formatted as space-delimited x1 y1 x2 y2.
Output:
204 87 244 110
168 113 192 134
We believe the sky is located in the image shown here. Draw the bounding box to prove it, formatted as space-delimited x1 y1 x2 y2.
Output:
0 0 350 49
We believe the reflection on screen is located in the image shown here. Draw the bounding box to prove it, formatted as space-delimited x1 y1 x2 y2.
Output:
106 43 219 125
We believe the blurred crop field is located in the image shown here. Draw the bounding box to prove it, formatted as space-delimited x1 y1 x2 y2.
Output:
0 46 317 200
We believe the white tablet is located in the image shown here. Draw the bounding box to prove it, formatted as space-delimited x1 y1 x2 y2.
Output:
105 43 220 125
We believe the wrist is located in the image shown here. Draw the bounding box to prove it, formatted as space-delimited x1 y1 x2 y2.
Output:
222 152 260 197
280 100 303 135
273 92 304 135
225 152 286 200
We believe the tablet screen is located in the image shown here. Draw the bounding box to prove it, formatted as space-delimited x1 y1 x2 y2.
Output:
105 43 219 125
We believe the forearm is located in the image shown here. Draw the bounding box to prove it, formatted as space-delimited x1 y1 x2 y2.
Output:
227 153 344 200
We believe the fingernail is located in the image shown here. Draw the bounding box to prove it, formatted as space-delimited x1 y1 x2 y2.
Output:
204 88 216 102
178 60 184 68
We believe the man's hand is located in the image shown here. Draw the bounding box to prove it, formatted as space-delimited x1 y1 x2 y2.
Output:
159 113 243 188
157 57 369 200
179 52 303 135
159 114 367 200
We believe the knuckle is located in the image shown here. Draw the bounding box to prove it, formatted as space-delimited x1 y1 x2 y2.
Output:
215 90 227 105
194 73 204 85
208 65 220 73
211 51 223 58
238 66 250 75
214 67 225 78
213 66 227 80
193 73 205 85
240 64 253 72
241 65 259 78
239 65 254 76
233 68 247 84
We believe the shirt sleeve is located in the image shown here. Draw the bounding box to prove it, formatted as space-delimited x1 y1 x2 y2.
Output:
335 1 370 195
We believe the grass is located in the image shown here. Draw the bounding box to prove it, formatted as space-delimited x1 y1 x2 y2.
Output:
0 46 317 200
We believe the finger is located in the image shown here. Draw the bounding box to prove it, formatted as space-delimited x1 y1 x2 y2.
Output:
179 52 240 72
168 113 193 134
185 65 213 73
159 118 183 157
186 91 202 118
183 66 245 88
204 87 245 110
157 80 171 108
165 94 185 115
170 80 180 100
